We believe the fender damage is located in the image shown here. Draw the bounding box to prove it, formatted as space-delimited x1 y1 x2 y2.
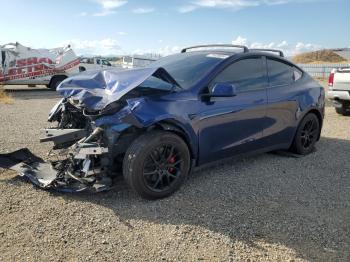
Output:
0 67 182 192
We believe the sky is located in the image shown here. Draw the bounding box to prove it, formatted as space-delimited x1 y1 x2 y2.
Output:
1 0 349 57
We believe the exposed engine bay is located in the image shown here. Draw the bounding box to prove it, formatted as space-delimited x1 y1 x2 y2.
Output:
0 67 181 192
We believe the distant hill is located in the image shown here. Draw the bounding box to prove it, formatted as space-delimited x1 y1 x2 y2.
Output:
292 49 347 64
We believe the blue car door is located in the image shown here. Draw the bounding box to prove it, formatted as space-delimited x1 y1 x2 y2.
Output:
263 57 303 148
197 56 268 164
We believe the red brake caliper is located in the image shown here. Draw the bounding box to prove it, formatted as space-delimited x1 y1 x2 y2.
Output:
168 156 176 174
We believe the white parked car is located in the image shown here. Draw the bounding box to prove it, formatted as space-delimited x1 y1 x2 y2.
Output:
0 42 80 89
328 67 350 115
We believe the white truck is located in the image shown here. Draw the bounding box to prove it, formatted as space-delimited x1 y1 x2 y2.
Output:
78 57 114 72
0 42 80 90
328 67 350 115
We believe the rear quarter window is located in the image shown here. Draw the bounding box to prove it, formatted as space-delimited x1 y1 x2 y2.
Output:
267 58 302 87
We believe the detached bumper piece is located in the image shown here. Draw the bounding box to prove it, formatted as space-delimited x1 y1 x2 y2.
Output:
0 148 57 188
40 128 88 149
0 145 112 193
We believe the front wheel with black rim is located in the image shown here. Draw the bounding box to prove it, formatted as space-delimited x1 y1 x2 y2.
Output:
290 113 320 155
123 131 190 200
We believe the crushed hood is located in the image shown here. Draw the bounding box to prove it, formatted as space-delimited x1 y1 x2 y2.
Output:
57 67 179 111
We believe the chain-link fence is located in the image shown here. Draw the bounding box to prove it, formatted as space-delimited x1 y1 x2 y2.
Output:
298 63 350 78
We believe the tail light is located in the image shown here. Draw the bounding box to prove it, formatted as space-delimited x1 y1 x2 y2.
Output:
328 72 334 87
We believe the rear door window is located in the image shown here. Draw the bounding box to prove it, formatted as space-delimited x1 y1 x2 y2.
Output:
267 58 300 87
212 57 267 92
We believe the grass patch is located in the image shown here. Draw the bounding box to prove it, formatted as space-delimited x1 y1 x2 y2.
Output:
0 86 13 104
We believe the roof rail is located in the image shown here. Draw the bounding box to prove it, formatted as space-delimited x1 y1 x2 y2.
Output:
250 48 284 57
181 44 249 53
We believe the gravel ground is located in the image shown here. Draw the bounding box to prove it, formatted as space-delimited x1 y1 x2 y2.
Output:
0 96 349 262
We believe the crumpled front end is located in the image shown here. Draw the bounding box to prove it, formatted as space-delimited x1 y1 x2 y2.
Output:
0 67 179 192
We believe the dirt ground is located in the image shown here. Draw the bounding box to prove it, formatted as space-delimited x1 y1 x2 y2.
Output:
0 96 349 262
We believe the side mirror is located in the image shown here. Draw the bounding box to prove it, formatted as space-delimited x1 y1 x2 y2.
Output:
210 82 237 97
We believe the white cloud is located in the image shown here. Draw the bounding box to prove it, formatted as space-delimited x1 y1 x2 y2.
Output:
117 31 127 35
59 38 122 56
277 40 288 48
195 0 259 9
179 0 315 12
92 0 127 16
93 10 116 16
231 36 322 56
250 42 276 49
94 0 127 9
232 36 248 45
295 42 321 52
58 38 178 57
158 46 181 56
132 7 155 14
178 5 198 13
132 46 180 56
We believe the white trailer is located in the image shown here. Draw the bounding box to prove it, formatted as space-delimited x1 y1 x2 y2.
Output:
0 42 80 89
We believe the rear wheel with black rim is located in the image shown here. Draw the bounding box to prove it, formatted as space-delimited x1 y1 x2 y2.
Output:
290 113 320 155
123 131 190 199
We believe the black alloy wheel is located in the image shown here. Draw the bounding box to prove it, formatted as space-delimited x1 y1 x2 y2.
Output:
123 131 190 199
291 113 320 155
143 144 183 192
300 118 318 149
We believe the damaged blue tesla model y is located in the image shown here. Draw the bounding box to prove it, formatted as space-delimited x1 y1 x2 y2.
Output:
0 45 325 199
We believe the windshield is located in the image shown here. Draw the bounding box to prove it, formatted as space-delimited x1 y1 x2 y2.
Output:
148 52 228 89
139 76 174 91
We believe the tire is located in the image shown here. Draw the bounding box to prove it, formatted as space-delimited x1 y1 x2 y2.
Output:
48 76 67 90
123 131 190 200
290 113 320 155
335 106 347 116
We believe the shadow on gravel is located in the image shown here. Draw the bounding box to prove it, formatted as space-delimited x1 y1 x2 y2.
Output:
3 136 350 261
